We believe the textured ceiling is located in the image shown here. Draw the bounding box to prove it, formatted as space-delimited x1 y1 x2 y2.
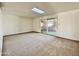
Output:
2 2 79 18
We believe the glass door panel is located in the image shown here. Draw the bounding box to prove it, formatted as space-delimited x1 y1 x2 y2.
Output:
41 18 58 35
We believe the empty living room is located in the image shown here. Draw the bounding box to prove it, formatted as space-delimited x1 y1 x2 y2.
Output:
0 1 79 56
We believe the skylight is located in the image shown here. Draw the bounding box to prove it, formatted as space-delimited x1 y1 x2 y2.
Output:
32 8 45 14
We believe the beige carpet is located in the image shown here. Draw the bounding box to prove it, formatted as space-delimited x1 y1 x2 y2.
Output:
2 33 79 56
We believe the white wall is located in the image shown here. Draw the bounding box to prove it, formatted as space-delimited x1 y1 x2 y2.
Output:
2 13 33 36
33 9 79 41
0 9 3 56
57 9 79 41
33 18 41 32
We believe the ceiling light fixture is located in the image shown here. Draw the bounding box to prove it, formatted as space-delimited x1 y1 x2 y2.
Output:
32 8 45 14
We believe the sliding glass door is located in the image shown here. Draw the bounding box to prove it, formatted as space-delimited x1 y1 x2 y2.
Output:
41 18 58 34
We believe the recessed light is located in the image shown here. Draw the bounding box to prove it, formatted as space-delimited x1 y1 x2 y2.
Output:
32 8 45 14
